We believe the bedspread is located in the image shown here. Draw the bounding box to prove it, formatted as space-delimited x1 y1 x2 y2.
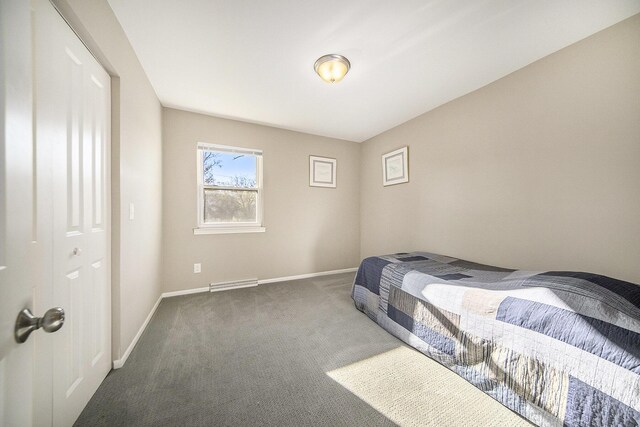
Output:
351 252 640 426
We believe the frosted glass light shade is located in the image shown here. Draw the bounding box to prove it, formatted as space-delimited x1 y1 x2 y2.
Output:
314 54 350 83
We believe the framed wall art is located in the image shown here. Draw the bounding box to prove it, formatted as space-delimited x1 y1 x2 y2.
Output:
382 146 408 186
309 155 337 188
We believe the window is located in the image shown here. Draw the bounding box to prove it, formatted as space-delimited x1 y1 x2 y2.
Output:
195 143 264 234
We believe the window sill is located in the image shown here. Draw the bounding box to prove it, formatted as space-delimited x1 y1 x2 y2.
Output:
193 226 266 235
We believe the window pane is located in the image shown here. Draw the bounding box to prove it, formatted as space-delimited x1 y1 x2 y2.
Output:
203 151 257 187
204 189 257 223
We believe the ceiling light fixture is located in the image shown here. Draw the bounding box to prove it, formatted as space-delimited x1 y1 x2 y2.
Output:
314 54 350 83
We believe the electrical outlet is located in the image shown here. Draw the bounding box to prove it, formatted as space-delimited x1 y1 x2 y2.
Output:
193 263 201 274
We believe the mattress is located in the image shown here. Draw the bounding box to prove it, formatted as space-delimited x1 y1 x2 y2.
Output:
351 252 640 427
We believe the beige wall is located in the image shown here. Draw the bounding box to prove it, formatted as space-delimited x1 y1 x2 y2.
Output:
360 14 640 284
53 0 163 360
162 108 360 292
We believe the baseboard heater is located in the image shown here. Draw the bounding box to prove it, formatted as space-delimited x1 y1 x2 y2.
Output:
209 278 258 292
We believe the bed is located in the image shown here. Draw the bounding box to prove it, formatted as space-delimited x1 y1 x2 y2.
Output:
351 252 640 427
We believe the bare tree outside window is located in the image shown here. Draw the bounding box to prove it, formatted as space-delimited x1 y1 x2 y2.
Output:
201 149 259 223
202 151 222 184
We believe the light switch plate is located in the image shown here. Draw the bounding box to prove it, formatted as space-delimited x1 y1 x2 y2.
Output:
129 203 135 220
194 263 201 274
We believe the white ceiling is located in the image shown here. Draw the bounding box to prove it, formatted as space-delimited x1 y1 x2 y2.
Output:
107 0 640 142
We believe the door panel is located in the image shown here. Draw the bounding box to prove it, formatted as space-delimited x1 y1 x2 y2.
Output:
90 260 105 366
66 48 84 234
62 268 83 396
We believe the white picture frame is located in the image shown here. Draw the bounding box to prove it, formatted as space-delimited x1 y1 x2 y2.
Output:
382 146 409 186
309 155 337 188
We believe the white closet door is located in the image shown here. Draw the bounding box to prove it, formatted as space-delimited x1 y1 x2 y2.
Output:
33 0 112 425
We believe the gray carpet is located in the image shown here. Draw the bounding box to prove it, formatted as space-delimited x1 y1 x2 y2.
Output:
75 273 531 427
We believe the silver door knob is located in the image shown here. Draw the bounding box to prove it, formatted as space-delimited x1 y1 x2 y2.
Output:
14 307 65 343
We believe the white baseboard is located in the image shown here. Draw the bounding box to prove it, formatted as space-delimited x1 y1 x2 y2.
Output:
161 286 209 298
258 267 357 285
112 294 162 369
112 267 357 369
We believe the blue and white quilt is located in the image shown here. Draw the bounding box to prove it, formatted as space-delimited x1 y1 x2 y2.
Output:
352 252 640 427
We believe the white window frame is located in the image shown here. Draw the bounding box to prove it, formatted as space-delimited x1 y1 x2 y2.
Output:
194 142 265 235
